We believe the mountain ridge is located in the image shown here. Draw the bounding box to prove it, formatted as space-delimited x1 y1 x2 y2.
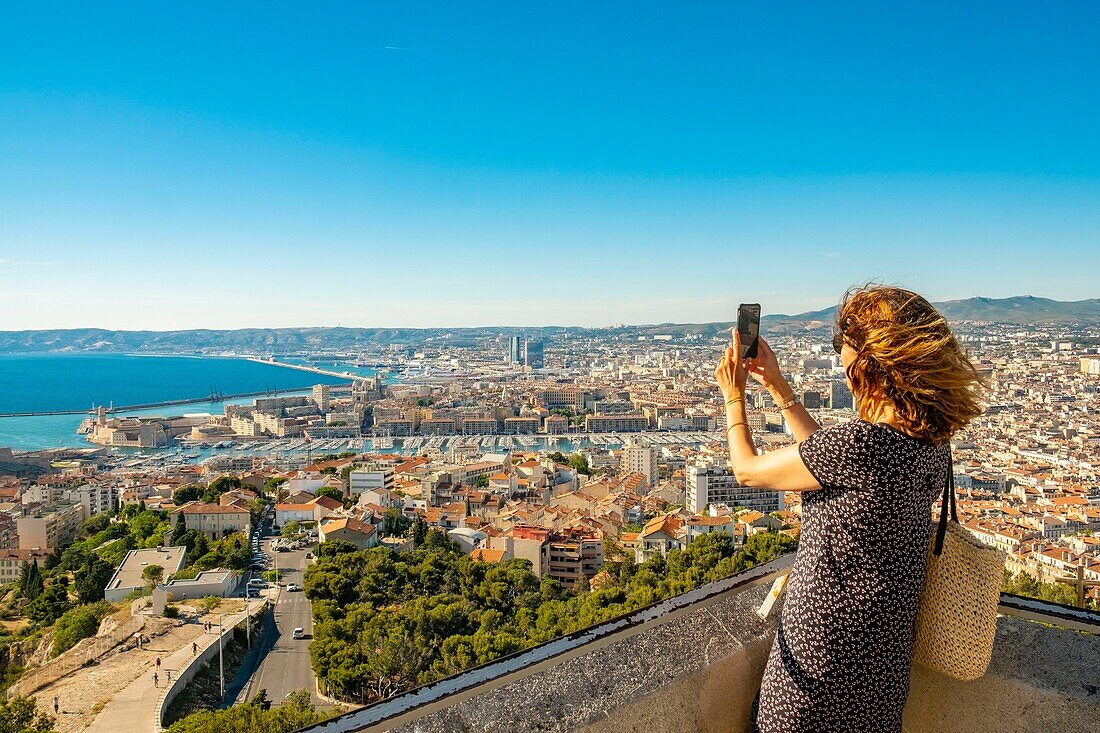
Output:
1 296 1096 353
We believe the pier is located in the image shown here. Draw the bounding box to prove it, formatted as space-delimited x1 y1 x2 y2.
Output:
0 386 348 419
244 356 372 381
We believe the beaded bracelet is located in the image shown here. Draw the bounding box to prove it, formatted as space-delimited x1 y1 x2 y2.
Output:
775 394 799 410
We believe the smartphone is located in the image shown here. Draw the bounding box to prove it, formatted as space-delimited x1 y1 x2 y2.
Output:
737 303 760 359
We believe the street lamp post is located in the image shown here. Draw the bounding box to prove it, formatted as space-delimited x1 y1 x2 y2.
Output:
218 615 224 700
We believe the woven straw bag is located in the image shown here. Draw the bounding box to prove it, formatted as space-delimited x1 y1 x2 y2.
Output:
913 451 1006 681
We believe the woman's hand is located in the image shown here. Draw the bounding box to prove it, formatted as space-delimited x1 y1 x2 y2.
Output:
744 337 787 394
715 331 749 400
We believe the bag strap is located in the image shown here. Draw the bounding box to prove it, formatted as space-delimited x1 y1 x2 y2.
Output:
932 448 956 556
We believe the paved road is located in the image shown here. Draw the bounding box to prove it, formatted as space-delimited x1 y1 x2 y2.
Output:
235 539 326 708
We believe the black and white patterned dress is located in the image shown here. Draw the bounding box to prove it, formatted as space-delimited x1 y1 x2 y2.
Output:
753 419 950 733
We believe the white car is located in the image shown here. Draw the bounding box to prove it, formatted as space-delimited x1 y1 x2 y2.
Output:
286 583 300 592
292 627 304 639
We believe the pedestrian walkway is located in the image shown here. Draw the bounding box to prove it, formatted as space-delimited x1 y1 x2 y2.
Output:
86 609 249 733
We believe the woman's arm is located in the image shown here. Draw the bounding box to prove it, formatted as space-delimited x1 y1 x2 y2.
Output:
717 335 822 492
744 337 821 443
771 392 820 443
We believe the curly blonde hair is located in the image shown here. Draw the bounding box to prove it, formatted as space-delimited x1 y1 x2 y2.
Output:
836 285 985 445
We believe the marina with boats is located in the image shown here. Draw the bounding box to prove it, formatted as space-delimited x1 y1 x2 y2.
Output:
94 430 725 471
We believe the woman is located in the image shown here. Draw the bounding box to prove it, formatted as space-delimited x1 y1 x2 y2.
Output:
714 285 984 733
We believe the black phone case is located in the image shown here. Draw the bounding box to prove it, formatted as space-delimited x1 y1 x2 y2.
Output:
738 305 760 359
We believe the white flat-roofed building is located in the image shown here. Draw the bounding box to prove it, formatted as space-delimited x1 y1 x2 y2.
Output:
104 546 187 602
157 568 240 601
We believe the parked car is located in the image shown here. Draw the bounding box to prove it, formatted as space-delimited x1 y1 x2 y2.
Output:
246 588 262 598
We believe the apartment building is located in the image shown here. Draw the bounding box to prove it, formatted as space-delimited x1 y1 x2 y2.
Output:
0 549 51 584
170 502 251 540
543 414 569 434
686 463 782 515
534 388 590 411
585 414 649 433
17 503 83 551
636 514 684 563
312 383 331 411
74 484 119 518
421 418 458 435
275 503 316 527
489 525 604 589
319 516 379 549
349 463 396 497
620 443 658 489
502 417 540 434
546 528 604 589
460 417 500 434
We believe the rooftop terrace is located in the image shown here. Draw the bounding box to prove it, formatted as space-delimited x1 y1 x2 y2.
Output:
296 554 1099 733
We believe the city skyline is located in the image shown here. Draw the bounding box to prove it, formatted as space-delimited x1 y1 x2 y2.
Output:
2 2 1099 330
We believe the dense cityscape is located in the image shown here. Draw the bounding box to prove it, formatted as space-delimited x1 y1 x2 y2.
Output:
0 316 1096 731
3 2 1098 731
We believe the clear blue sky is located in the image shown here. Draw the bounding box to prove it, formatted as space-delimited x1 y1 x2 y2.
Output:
1 1 1098 330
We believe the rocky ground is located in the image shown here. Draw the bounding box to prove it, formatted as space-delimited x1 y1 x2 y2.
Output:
30 599 245 733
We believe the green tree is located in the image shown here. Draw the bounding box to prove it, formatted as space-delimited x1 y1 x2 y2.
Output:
317 486 344 503
411 516 428 546
164 688 327 733
263 476 288 496
567 454 590 475
75 554 115 604
20 558 44 601
0 696 54 732
197 596 220 614
203 476 242 503
81 512 113 538
173 485 203 505
382 508 410 538
50 601 112 657
26 581 71 626
142 565 165 588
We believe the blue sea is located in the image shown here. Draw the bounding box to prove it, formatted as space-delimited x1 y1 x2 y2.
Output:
0 354 353 451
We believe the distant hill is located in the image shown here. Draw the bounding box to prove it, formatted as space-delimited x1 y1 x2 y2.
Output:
761 295 1100 327
934 295 1100 324
0 296 1095 353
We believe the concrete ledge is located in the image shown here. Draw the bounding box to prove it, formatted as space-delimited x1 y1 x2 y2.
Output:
296 559 1098 733
902 615 1100 733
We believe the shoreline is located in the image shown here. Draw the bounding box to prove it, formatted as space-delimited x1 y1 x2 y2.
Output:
0 353 359 417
